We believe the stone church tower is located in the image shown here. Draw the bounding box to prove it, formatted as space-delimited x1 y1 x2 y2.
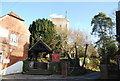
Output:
50 18 69 33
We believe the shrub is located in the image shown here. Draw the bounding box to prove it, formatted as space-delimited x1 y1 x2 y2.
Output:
85 58 100 71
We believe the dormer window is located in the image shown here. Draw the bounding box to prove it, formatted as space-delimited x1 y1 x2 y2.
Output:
10 33 18 46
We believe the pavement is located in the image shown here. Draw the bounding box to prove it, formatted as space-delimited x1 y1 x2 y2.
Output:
0 72 101 81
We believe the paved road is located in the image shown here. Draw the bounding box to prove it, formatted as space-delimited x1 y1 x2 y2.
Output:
1 79 100 81
0 72 101 81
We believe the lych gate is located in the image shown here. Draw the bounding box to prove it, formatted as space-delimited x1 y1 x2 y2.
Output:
29 39 52 62
27 39 52 74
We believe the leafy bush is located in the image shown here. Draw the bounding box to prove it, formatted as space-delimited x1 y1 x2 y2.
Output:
108 59 117 72
85 58 100 71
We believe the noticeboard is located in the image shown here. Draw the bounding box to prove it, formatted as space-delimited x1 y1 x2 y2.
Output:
3 59 10 63
52 53 60 62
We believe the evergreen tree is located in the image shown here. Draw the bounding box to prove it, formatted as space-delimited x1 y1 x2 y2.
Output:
29 18 56 47
29 18 65 55
91 12 117 63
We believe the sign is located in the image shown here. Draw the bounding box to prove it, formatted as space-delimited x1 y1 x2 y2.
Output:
52 53 60 62
3 59 10 63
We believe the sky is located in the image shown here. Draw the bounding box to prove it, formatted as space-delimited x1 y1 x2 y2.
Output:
0 1 118 43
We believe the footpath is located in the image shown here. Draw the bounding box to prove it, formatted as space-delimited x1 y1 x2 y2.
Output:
0 72 100 81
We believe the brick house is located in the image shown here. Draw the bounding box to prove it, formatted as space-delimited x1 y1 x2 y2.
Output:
0 12 30 75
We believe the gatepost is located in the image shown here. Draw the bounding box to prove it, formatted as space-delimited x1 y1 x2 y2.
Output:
61 59 69 76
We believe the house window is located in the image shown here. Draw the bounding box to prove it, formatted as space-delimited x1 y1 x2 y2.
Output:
10 33 18 46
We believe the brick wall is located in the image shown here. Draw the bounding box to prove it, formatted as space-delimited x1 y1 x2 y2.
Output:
0 13 30 70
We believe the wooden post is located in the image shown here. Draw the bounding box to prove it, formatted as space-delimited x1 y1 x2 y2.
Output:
116 11 120 62
116 11 120 42
82 44 88 68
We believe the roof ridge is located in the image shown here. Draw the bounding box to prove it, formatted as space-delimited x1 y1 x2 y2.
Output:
8 11 24 21
29 39 52 53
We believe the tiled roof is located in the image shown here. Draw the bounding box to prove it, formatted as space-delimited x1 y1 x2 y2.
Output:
29 39 52 53
0 11 30 35
7 11 24 21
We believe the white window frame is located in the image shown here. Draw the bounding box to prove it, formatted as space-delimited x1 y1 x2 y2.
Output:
10 33 18 46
